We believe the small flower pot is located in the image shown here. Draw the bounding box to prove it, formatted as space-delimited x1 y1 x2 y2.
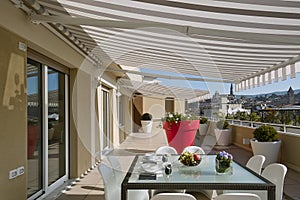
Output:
215 159 232 175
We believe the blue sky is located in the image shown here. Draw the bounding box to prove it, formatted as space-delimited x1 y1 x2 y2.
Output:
27 73 58 95
141 67 300 96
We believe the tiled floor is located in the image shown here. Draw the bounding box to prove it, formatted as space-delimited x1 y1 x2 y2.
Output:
44 131 300 200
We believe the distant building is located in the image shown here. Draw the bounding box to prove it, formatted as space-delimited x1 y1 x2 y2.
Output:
288 86 295 105
202 86 246 117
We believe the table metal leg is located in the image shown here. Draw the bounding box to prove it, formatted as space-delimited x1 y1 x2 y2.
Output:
121 186 127 200
268 187 276 200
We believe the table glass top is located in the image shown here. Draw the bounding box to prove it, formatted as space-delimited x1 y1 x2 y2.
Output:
128 154 266 184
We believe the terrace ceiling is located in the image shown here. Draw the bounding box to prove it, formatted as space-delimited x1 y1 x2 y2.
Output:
13 0 300 93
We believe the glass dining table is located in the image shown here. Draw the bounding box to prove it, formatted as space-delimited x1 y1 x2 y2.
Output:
121 154 275 200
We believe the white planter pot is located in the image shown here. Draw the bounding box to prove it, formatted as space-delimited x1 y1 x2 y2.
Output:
199 124 208 135
141 120 153 133
214 128 232 146
250 139 281 168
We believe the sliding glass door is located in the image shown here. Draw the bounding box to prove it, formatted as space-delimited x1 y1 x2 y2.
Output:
102 89 110 152
47 68 66 186
27 59 43 198
27 58 68 199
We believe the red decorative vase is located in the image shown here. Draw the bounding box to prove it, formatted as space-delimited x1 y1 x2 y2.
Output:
27 125 39 159
163 120 200 153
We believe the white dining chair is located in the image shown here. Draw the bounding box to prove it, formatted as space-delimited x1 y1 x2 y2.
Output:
182 146 216 199
156 146 178 154
246 155 266 175
259 163 287 200
98 163 149 200
182 146 205 154
108 156 124 181
215 193 261 200
153 146 184 196
151 193 197 200
223 163 287 200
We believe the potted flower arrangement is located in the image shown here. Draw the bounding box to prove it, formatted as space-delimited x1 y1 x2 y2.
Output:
162 112 200 153
141 113 153 133
215 151 233 174
179 151 201 166
199 116 209 136
250 125 281 168
214 120 232 146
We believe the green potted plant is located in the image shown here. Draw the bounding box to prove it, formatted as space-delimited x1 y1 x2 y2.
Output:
214 120 232 146
141 113 153 133
250 125 281 167
162 112 200 153
199 117 209 135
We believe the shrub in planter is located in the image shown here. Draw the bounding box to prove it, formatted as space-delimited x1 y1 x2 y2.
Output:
141 113 152 121
141 113 153 133
216 120 229 130
214 120 231 146
199 117 208 135
162 112 200 153
253 125 278 142
200 117 208 124
251 125 281 167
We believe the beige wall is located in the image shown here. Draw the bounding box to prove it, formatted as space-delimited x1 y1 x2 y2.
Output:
143 97 165 119
70 69 93 177
174 99 186 113
0 2 121 198
0 26 27 200
0 1 84 70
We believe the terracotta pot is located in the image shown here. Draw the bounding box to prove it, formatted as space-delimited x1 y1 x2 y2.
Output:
163 120 200 153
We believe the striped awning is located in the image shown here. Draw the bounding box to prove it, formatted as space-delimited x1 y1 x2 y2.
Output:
117 78 209 100
14 0 300 91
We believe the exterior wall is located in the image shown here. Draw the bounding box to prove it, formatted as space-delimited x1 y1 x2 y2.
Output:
0 25 27 200
143 97 165 119
70 69 93 177
0 1 120 199
123 95 133 137
174 99 186 113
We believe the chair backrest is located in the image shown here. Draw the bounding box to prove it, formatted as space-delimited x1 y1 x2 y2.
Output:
98 163 120 200
151 193 197 200
262 163 287 200
156 146 178 154
108 156 124 181
215 193 261 200
182 146 205 154
246 155 266 175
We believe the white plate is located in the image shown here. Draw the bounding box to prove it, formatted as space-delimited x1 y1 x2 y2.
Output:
141 163 160 173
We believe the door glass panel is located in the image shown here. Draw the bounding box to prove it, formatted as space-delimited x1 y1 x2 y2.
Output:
102 90 110 150
27 59 43 197
48 68 66 186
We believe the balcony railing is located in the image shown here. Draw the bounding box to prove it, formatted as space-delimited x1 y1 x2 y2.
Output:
226 119 300 135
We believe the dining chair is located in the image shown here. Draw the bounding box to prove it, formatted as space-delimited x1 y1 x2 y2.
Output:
223 163 287 200
155 146 178 154
153 146 183 196
246 155 266 175
259 163 287 200
108 156 124 181
214 193 261 200
98 163 149 200
151 193 197 200
182 145 205 154
182 146 216 199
